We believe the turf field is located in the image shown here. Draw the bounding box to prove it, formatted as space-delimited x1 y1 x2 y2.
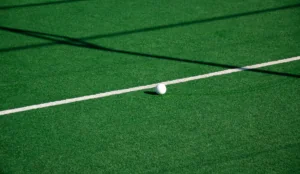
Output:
1 0 300 173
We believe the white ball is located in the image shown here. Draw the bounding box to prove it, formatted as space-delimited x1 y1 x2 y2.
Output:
155 84 167 95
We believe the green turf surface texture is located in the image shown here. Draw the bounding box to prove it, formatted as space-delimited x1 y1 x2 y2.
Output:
1 0 300 173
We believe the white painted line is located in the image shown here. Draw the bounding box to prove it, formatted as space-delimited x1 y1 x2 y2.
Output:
1 56 299 116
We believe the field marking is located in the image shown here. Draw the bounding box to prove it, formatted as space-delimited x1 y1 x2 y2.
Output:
1 56 299 116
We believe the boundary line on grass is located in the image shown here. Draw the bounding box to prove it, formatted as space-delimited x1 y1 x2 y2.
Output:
1 56 299 116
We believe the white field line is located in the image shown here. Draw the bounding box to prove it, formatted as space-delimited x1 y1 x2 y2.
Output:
1 56 299 116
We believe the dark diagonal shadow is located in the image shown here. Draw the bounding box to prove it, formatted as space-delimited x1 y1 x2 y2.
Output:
0 26 299 79
0 0 87 10
83 3 300 40
1 3 300 53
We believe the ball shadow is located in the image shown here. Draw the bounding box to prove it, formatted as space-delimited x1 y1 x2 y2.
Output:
144 91 159 95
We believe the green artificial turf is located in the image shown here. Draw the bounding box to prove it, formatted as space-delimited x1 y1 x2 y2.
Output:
1 0 300 173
